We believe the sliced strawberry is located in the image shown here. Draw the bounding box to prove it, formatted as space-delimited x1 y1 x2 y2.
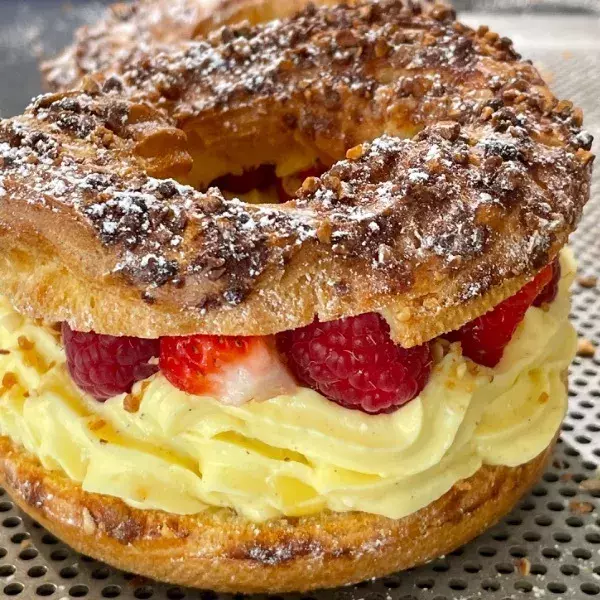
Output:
533 258 561 307
445 264 553 367
159 335 296 405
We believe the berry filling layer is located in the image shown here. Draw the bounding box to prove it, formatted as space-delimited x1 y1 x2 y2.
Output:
0 250 576 521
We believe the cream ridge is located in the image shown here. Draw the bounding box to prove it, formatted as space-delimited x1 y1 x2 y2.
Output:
0 251 576 522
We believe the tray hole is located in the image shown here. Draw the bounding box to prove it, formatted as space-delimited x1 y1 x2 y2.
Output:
582 583 600 596
560 564 579 576
546 501 564 512
496 562 514 574
60 566 79 579
523 531 541 542
101 586 121 598
50 549 68 561
481 580 500 592
509 546 527 558
41 534 58 545
478 546 496 557
18 547 38 560
462 562 481 573
10 533 29 544
530 564 547 576
92 567 110 579
382 577 400 588
574 548 592 560
492 531 509 541
547 582 567 594
566 516 584 527
515 581 533 593
134 588 154 599
432 560 450 572
535 515 553 526
559 486 576 497
553 531 572 543
166 588 186 599
448 579 467 591
4 583 23 596
416 578 434 590
27 566 47 578
586 532 600 544
2 517 21 529
36 583 57 597
0 565 15 577
532 485 547 497
0 502 13 512
69 585 89 598
542 547 561 559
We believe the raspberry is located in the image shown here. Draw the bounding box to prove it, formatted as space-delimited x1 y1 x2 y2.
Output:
445 264 553 367
277 313 433 414
62 324 160 401
533 258 561 307
159 334 295 405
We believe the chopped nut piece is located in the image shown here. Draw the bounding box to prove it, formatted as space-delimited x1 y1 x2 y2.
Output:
345 144 364 160
82 508 96 534
578 274 597 288
123 393 142 414
538 392 549 404
580 478 600 492
516 557 531 576
569 500 594 514
1 373 17 389
17 336 34 351
301 176 319 193
0 349 9 355
577 338 596 358
88 419 106 432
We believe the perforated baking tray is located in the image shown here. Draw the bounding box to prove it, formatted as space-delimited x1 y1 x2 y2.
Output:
0 4 599 599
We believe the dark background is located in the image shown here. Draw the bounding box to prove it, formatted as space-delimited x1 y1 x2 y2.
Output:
0 0 599 118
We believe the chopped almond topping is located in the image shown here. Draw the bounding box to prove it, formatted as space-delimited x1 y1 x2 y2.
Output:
346 144 364 160
88 419 106 432
578 274 597 288
17 336 34 351
82 508 96 534
516 557 531 576
123 393 142 414
569 500 594 514
577 338 596 358
580 478 600 492
0 349 9 355
538 392 549 404
1 373 17 389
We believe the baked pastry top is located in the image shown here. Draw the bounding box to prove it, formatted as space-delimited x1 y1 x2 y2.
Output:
0 0 593 344
41 0 338 92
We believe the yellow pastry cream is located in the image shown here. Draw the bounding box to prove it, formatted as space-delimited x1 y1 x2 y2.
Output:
0 250 577 522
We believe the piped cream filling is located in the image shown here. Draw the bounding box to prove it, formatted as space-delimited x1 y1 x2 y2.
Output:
0 250 576 521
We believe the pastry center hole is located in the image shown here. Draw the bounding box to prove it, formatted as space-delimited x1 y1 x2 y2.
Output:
204 161 325 204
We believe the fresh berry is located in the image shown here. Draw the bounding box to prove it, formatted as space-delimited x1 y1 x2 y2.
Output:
276 163 326 202
445 264 553 367
533 258 561 307
159 335 295 405
62 324 160 401
277 313 432 414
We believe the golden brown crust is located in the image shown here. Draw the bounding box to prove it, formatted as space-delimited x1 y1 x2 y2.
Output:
0 434 551 592
0 1 593 343
41 0 338 92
